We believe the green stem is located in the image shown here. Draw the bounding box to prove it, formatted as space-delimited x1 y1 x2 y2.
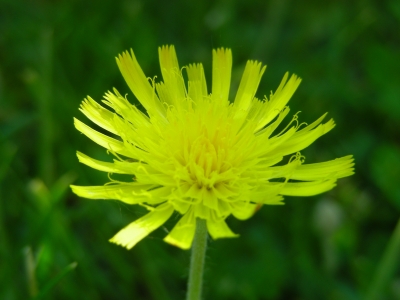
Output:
365 217 400 300
186 218 208 300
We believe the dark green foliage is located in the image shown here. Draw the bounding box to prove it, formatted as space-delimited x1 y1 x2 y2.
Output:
1 0 399 299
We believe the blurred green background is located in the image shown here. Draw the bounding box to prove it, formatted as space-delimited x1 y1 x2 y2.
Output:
1 0 400 299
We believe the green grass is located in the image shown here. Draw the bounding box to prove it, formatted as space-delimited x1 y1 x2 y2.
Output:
1 0 400 299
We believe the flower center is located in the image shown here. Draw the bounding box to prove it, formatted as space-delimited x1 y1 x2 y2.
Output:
188 136 221 188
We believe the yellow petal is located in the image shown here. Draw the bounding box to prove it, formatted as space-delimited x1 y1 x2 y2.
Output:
155 82 173 107
272 119 335 156
216 200 231 218
77 151 134 174
201 187 219 211
79 96 118 134
233 60 266 118
259 126 297 156
102 90 151 129
279 179 337 196
206 217 238 239
102 89 132 112
170 199 191 215
70 184 170 205
193 202 211 220
110 203 174 249
187 63 207 103
291 155 355 181
164 210 196 249
250 185 285 204
116 50 166 120
257 73 301 129
78 152 175 186
230 201 258 220
263 195 285 205
158 45 186 108
245 97 268 125
255 106 290 137
254 158 301 181
74 118 134 158
212 48 232 102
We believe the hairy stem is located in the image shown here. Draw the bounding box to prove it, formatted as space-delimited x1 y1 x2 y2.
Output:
186 218 208 300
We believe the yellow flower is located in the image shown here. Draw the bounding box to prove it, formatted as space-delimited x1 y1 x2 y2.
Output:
71 46 354 250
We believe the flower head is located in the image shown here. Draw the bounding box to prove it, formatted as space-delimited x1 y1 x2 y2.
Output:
71 45 354 250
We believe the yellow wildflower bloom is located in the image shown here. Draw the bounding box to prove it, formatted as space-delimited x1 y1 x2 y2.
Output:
71 46 354 250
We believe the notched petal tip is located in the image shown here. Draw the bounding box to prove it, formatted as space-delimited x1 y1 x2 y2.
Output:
212 47 232 102
158 44 175 53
